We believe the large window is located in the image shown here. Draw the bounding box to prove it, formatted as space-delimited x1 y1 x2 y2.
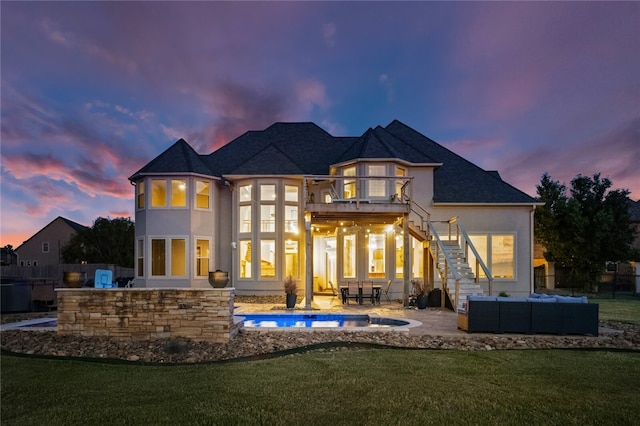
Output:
239 184 252 202
343 166 356 199
195 180 210 209
170 239 186 276
395 234 404 278
151 238 166 276
395 167 406 199
240 240 252 278
260 205 276 232
368 233 385 278
285 239 299 278
137 239 144 277
151 180 166 207
285 185 298 202
137 181 145 209
260 184 276 201
196 239 210 277
239 206 252 233
368 165 386 198
151 179 187 208
284 205 298 234
468 234 514 279
171 179 187 207
260 240 276 278
343 234 356 278
150 237 187 277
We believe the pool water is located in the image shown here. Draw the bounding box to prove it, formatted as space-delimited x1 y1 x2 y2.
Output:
236 313 410 329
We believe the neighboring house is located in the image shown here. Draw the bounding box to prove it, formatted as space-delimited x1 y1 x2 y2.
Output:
129 120 540 309
15 216 87 267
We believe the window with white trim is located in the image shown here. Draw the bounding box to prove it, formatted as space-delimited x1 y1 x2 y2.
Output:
42 242 50 253
468 234 515 279
137 239 144 277
150 237 187 277
137 180 145 209
195 238 211 277
195 180 210 210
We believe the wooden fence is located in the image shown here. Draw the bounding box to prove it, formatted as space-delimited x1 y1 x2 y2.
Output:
1 264 135 284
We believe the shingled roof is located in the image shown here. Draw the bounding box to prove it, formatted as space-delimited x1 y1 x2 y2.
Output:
129 120 538 204
129 139 213 181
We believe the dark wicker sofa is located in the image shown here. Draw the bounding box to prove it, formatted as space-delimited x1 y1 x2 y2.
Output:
458 294 598 336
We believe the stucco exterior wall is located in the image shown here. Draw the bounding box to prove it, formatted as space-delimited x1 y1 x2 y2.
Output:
429 204 536 296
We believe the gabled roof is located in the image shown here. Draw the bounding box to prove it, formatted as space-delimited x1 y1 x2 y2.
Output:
334 125 440 165
129 120 538 204
204 122 340 176
128 138 213 181
15 216 88 251
383 120 536 204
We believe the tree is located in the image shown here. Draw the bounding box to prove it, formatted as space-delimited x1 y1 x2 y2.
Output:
535 173 636 291
61 217 134 268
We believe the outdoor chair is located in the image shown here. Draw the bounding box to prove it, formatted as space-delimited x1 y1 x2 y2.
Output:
347 281 360 305
382 279 392 303
361 281 374 304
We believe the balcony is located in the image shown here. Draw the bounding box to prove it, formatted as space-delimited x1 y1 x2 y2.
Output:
304 175 412 217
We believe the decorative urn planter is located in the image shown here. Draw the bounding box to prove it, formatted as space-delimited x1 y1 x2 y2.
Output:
63 271 86 288
208 270 229 288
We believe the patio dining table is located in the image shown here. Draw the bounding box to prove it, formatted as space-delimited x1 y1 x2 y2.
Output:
339 283 382 305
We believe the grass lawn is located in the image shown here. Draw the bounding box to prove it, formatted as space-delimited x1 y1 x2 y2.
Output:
591 295 640 324
2 349 639 426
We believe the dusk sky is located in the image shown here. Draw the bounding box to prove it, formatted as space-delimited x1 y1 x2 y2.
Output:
1 1 639 248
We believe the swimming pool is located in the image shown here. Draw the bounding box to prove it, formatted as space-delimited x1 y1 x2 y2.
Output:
1 314 420 331
235 313 415 329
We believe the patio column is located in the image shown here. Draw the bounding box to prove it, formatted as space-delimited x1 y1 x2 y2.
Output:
304 213 313 309
403 214 411 307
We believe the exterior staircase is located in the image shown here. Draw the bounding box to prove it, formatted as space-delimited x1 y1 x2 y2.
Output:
434 241 484 311
407 201 490 312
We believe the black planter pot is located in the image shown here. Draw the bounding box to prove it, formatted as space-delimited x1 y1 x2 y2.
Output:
286 294 297 309
416 294 428 310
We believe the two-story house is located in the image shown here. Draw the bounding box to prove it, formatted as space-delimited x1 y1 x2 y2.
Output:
15 216 87 267
129 120 539 309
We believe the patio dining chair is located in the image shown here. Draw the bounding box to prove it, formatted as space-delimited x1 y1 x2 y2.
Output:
361 281 374 304
347 281 360 305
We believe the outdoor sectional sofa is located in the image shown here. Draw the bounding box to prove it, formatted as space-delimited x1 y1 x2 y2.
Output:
457 294 598 336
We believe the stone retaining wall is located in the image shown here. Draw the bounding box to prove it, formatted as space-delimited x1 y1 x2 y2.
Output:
56 288 240 343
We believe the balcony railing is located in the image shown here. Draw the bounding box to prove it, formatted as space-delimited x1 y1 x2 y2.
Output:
304 175 413 207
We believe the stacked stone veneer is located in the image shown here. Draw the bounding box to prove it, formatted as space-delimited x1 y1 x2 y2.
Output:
56 288 240 343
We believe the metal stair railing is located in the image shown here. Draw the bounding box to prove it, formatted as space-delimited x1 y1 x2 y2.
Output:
447 217 494 296
427 221 462 309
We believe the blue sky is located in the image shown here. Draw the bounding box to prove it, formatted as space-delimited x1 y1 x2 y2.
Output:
1 1 639 247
